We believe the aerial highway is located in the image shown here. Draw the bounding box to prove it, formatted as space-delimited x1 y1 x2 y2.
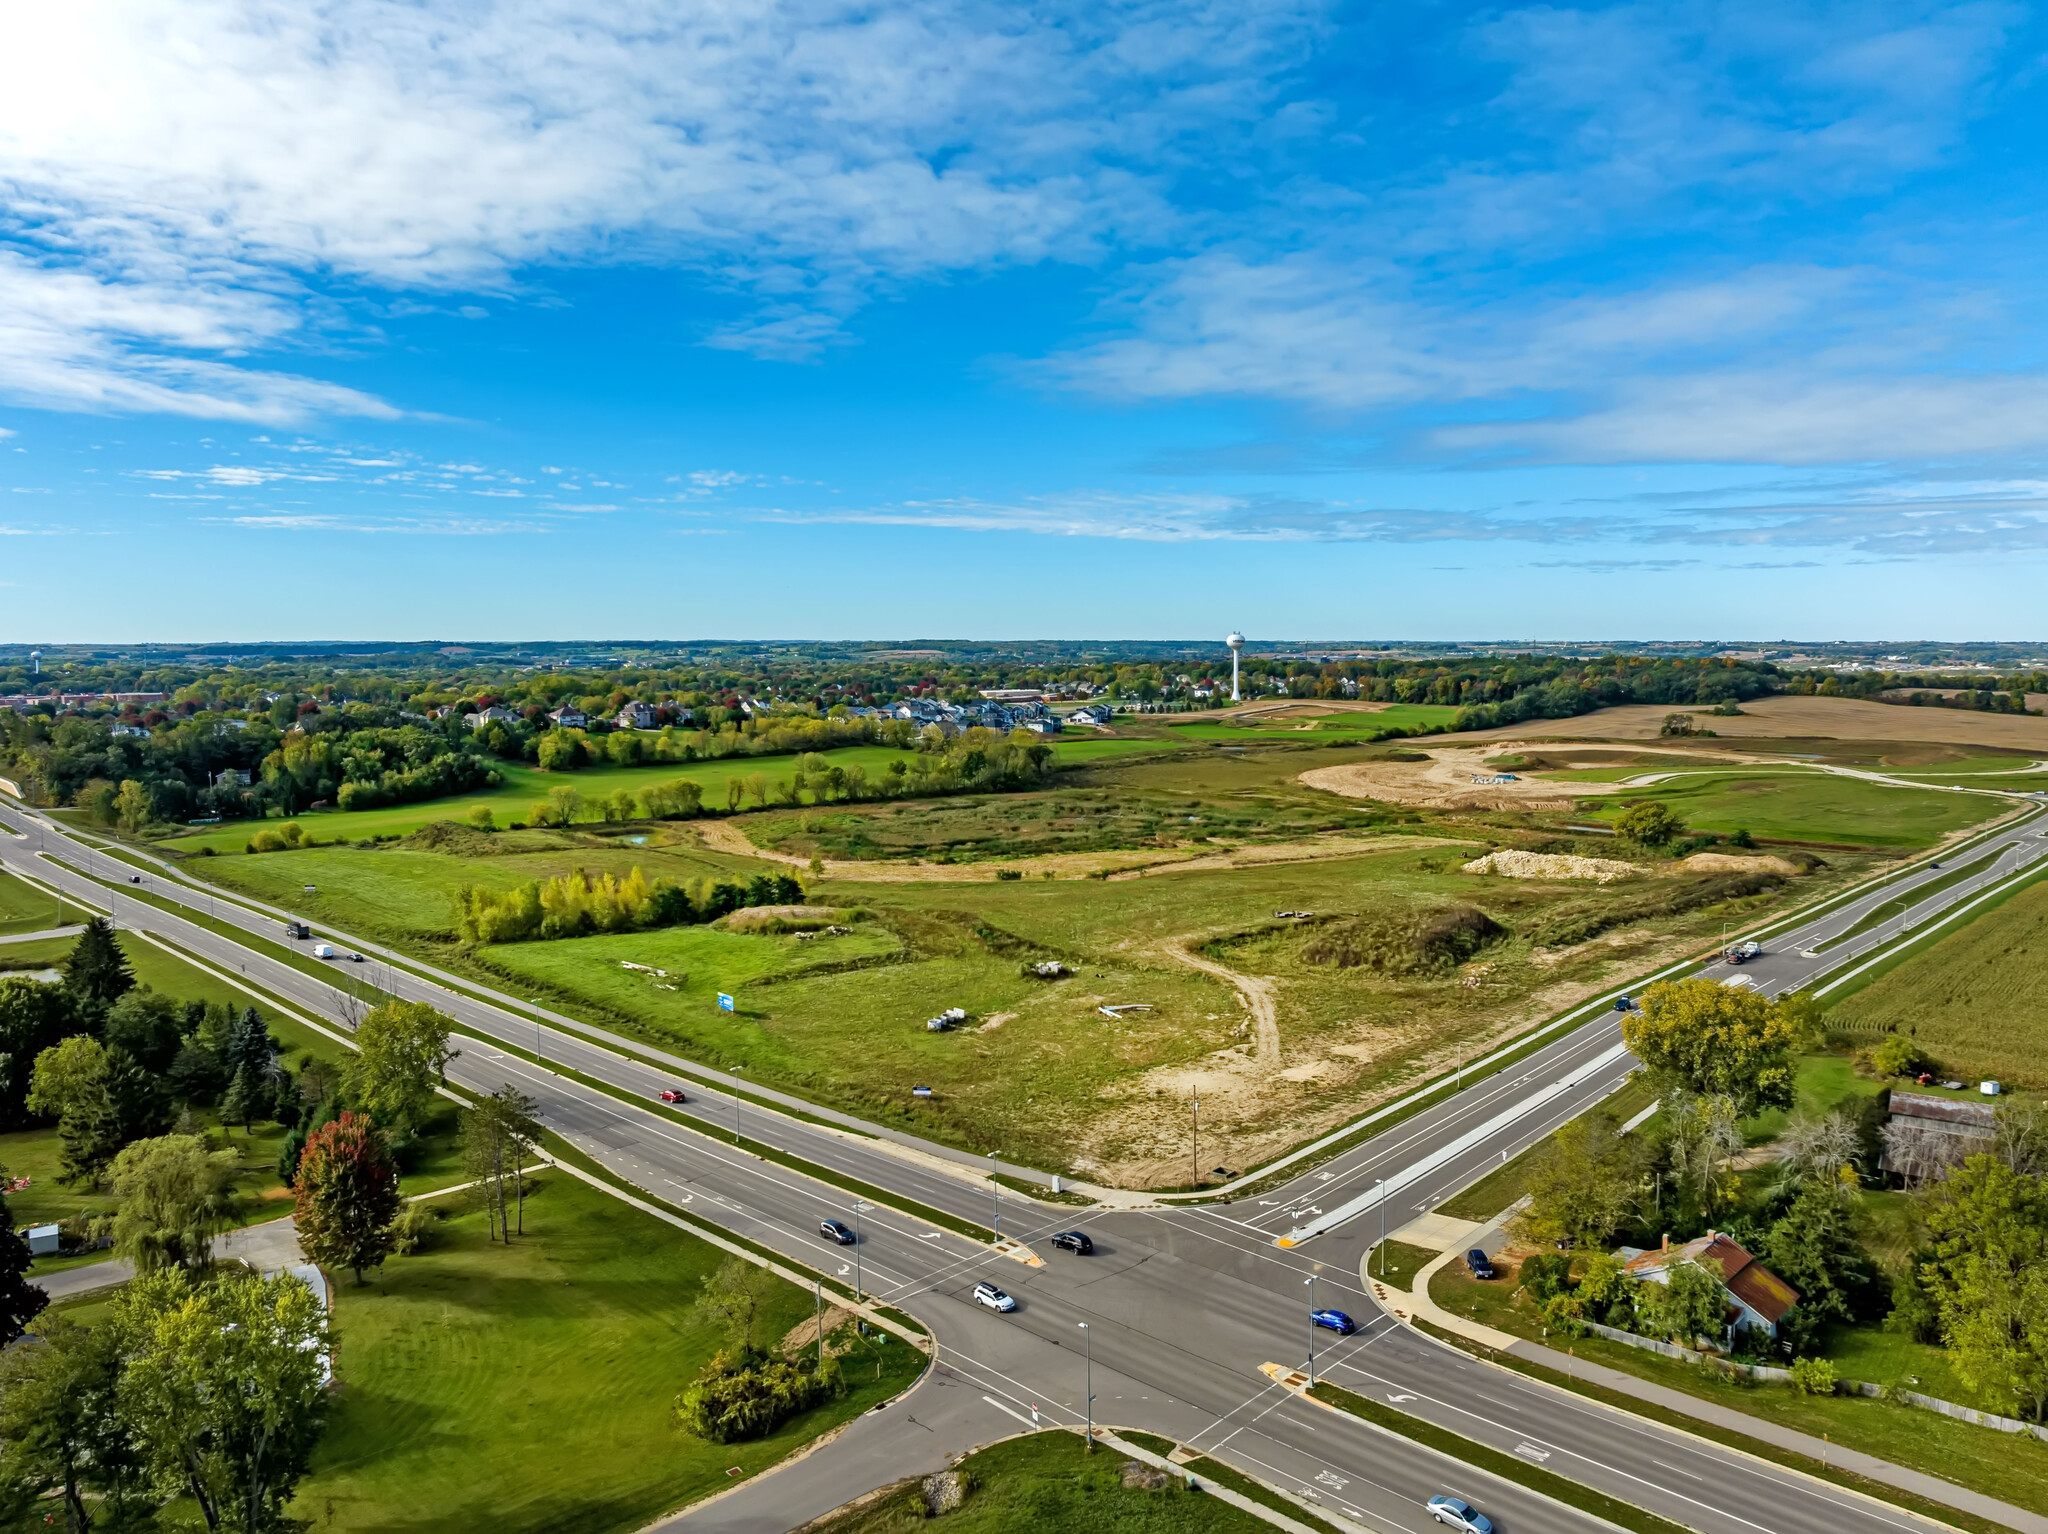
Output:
4 796 2043 1534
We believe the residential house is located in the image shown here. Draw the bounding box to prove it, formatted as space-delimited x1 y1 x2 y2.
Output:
614 701 658 730
547 705 588 729
1019 716 1062 734
1068 703 1115 726
465 705 518 730
109 723 151 739
1620 1232 1799 1342
1880 1091 1996 1183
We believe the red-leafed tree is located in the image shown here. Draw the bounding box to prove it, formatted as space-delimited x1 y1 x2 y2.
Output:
293 1111 401 1284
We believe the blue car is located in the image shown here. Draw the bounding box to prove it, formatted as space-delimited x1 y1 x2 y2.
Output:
1311 1308 1357 1335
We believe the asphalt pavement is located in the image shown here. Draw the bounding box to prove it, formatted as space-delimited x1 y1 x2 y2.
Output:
4 797 2041 1534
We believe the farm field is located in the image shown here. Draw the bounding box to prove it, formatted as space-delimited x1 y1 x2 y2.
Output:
0 869 63 934
1461 694 2048 753
1573 770 2004 847
291 1171 925 1534
1826 874 2048 1088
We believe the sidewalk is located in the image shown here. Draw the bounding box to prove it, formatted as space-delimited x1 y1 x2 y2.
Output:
0 924 83 945
33 1215 306 1302
1367 1215 2048 1534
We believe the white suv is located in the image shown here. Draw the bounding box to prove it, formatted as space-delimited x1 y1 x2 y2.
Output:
972 1282 1017 1313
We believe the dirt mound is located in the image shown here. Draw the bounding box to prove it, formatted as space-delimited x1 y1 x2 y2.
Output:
1301 747 1611 811
401 821 509 856
1303 903 1507 976
1675 852 1801 876
721 904 843 932
1464 850 1641 883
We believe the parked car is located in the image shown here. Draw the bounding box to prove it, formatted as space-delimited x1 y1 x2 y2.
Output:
1465 1248 1497 1280
1427 1495 1493 1532
819 1219 856 1245
1311 1309 1357 1335
658 1088 687 1104
1050 1230 1093 1255
973 1282 1017 1312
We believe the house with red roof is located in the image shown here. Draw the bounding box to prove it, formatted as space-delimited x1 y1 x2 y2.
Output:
1620 1232 1800 1343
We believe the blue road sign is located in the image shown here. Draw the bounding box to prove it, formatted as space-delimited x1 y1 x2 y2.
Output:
717 992 735 1013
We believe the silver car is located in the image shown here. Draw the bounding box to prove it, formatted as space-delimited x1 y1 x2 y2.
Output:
1427 1495 1493 1533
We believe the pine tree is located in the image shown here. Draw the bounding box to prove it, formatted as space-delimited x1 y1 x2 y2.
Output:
63 917 133 1015
223 1006 275 1081
0 1188 48 1347
221 1066 258 1134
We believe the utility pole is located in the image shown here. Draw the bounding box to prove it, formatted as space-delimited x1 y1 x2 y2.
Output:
814 1279 824 1372
1079 1321 1094 1451
732 1065 745 1144
531 998 544 1068
1191 1087 1200 1186
989 1151 1000 1236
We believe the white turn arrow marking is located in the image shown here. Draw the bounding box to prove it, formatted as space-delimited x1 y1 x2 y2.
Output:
915 1231 944 1241
1386 1393 1416 1403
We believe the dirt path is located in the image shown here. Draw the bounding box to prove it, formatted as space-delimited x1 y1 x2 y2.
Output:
1158 939 1281 1064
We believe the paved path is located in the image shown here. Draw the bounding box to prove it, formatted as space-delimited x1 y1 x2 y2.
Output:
33 1215 305 1301
0 924 83 945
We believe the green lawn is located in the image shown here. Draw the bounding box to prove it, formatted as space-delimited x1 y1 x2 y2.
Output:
296 1171 926 1534
0 870 66 935
1575 770 2004 848
1741 1054 1886 1143
805 1429 1270 1534
1364 1239 1441 1291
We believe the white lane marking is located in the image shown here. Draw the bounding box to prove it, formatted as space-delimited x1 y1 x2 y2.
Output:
1653 1459 1706 1481
982 1394 1038 1429
1515 1442 1550 1462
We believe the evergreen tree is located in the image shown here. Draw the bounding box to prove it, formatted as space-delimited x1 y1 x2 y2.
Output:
223 1005 276 1083
221 1065 259 1133
62 917 133 1016
0 1187 47 1348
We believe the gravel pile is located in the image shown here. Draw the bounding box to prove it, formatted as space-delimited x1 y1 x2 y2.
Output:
1462 850 1641 883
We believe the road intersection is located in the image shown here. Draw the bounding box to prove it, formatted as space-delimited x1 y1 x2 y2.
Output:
5 797 2045 1533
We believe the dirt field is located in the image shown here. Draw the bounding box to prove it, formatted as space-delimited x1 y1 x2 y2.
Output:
1297 743 1728 810
1459 695 2048 752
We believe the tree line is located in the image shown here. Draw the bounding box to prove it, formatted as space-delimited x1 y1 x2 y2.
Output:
453 869 807 944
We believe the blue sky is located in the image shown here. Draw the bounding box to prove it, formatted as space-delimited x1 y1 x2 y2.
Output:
5 0 2048 641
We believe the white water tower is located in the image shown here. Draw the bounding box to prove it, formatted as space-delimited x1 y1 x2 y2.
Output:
1226 632 1245 702
28 650 39 677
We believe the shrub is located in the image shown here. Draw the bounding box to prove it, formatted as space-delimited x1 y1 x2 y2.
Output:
1858 1034 1934 1079
1788 1357 1839 1396
1519 1251 1574 1303
995 868 1022 881
390 1201 440 1255
675 1346 841 1443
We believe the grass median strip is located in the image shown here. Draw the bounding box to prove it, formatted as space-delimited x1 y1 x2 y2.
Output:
1410 1320 2008 1534
1307 1379 1694 1534
1815 844 2009 951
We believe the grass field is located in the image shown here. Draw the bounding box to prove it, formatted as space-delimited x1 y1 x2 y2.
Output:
152 737 1182 856
1575 770 2004 847
0 870 64 935
806 1429 1269 1534
1826 874 2048 1087
1165 704 1462 742
295 1171 925 1534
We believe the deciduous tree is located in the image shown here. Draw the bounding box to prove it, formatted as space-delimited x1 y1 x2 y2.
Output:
1918 1156 2048 1420
116 1266 330 1533
352 1001 454 1132
0 1316 152 1534
1519 1110 1645 1249
1615 801 1684 846
293 1111 400 1284
104 1133 241 1275
1625 978 1798 1115
0 975 79 1131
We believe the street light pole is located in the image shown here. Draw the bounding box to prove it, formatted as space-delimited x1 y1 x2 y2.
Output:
1079 1321 1093 1451
989 1151 1000 1236
1377 1179 1386 1278
1305 1272 1318 1386
732 1065 745 1144
852 1200 870 1299
1191 1087 1199 1186
531 998 544 1068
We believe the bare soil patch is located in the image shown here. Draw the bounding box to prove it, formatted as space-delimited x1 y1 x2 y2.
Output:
1462 850 1641 882
1457 695 2048 752
1300 745 1616 810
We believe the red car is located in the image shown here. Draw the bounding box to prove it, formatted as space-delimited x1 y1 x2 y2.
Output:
658 1088 687 1104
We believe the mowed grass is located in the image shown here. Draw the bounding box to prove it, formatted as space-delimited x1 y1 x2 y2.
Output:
1827 875 2048 1087
1576 770 2003 847
294 1171 926 1534
0 870 64 935
1165 703 1461 742
807 1429 1271 1534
